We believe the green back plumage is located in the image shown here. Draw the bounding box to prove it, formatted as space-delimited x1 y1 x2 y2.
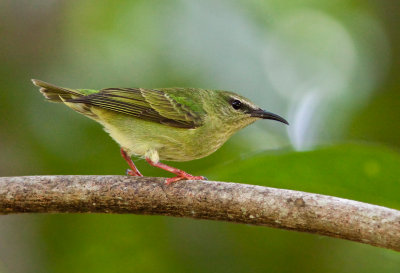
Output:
69 87 205 129
32 79 205 129
76 89 99 96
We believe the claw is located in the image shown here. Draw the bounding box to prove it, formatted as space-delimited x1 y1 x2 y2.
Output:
126 169 143 176
121 148 143 177
165 175 206 185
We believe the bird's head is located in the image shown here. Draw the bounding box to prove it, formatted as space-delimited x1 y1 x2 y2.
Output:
210 91 289 132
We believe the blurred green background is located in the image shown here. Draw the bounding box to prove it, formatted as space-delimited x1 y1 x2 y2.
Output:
1 0 400 272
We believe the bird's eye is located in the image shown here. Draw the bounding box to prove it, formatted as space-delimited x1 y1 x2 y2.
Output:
231 99 242 110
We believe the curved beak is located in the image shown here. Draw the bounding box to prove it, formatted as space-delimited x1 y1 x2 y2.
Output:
250 109 289 125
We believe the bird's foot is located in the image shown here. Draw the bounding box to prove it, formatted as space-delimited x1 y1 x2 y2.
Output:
121 148 143 177
126 169 144 177
165 175 207 185
145 157 207 185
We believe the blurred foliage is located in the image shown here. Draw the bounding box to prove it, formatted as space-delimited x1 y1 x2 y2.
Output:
0 0 400 272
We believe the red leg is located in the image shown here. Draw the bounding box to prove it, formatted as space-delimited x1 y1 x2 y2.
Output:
145 158 206 185
120 148 143 177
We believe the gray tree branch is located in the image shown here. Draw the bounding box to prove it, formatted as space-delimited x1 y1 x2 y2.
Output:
0 175 399 251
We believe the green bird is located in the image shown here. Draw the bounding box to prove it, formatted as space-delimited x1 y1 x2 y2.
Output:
32 79 288 184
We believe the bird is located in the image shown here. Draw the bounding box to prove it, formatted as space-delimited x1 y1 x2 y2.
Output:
32 79 288 184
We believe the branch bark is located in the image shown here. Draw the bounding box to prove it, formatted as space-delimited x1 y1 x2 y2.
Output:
0 175 399 251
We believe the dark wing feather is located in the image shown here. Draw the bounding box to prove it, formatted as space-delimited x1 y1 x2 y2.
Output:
67 88 205 129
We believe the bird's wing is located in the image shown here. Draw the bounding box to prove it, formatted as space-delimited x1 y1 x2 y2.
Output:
68 87 205 129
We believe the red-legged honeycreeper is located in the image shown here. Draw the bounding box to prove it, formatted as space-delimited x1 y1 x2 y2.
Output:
32 79 288 184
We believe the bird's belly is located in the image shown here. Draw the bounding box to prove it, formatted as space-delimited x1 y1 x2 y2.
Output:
156 130 229 161
157 138 222 161
99 112 231 162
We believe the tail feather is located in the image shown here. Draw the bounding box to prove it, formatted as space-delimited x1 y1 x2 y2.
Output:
32 79 100 120
31 79 83 102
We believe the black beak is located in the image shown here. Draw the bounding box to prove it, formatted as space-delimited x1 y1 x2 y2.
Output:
250 109 289 125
